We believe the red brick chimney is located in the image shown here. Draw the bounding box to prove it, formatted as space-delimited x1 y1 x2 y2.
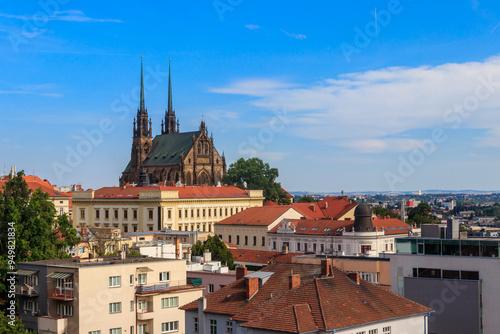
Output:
289 273 301 290
347 272 360 284
321 260 330 276
246 277 259 299
81 227 86 238
236 264 248 280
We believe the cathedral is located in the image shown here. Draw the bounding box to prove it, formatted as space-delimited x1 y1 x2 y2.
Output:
119 58 226 187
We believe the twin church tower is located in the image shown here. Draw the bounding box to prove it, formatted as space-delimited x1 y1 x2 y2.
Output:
119 58 226 187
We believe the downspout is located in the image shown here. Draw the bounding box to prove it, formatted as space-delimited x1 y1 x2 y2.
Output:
424 311 431 334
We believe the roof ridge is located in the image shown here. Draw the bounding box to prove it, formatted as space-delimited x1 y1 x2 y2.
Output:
315 278 328 330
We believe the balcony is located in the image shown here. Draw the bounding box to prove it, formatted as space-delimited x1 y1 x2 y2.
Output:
135 280 188 295
16 284 39 297
38 316 69 333
47 288 74 300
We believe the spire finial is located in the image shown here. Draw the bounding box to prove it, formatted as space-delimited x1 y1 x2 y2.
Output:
168 59 173 113
140 56 145 112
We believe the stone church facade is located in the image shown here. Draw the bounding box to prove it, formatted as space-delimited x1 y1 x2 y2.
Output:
120 59 226 186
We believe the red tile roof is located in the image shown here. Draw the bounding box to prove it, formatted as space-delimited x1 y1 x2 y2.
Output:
317 196 358 219
230 249 301 265
0 175 71 198
216 206 296 226
291 202 325 219
269 217 412 235
181 262 432 332
89 185 251 199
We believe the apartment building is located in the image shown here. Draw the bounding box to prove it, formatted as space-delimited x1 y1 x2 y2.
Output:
16 255 203 334
72 185 264 233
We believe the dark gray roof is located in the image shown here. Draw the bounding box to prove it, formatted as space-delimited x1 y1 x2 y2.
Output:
123 131 200 173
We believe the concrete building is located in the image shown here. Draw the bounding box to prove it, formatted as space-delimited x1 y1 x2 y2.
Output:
215 206 303 251
72 185 264 233
269 203 413 257
16 255 203 334
391 224 500 333
186 251 235 296
181 262 432 334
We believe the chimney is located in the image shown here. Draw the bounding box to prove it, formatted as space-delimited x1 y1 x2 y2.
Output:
282 244 289 255
246 277 259 299
347 272 360 284
236 264 247 280
175 236 180 259
203 249 212 262
321 260 330 276
324 202 328 209
289 272 301 289
81 227 87 237
310 204 315 212
198 297 207 311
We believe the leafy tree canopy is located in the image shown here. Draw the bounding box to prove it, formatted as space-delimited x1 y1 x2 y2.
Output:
222 157 290 205
0 171 80 304
372 206 399 219
191 235 234 269
296 195 318 203
407 203 439 227
0 310 26 333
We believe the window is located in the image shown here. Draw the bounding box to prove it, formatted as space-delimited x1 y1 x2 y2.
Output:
226 321 233 333
262 236 265 246
369 330 378 334
80 209 85 219
133 210 138 220
220 208 223 216
297 243 301 251
253 236 256 246
382 327 391 334
109 276 121 287
161 297 178 308
89 331 101 334
231 208 233 215
197 209 200 218
228 235 232 243
138 299 146 311
138 273 146 285
148 209 154 220
110 329 121 334
191 209 194 218
57 304 73 316
236 235 240 245
179 210 182 218
355 332 365 334
225 208 228 216
60 208 64 215
123 225 128 233
159 271 170 282
304 243 308 252
78 246 86 255
320 244 324 253
208 208 211 217
109 302 121 314
168 210 172 219
105 209 109 219
245 236 248 245
313 244 317 252
161 321 178 333
194 318 199 332
123 209 128 219
185 209 188 218
114 209 118 219
130 327 134 334
203 209 206 217
273 241 277 250
130 301 134 311
210 320 217 334
130 274 134 286
138 325 147 334
95 210 100 219
209 284 215 293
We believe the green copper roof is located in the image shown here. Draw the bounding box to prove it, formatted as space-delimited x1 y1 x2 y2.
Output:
123 131 200 173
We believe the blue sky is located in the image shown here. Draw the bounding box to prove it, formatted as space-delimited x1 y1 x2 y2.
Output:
2 1 500 192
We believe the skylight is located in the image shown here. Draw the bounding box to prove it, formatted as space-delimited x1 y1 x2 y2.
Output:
311 227 319 231
389 227 397 231
324 228 331 232
397 226 405 230
300 227 307 231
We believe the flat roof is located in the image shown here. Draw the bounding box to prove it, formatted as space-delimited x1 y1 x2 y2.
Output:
19 256 183 268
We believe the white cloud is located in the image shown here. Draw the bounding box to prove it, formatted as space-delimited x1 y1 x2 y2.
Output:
212 55 500 153
281 29 306 40
245 24 260 30
0 10 122 23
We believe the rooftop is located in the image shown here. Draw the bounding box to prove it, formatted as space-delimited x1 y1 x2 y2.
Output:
216 206 296 226
18 256 183 269
181 262 431 332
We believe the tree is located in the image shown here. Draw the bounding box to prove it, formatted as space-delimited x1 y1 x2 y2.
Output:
0 310 26 333
83 227 121 257
0 171 80 305
191 235 234 269
372 206 399 219
407 203 439 227
296 196 318 203
222 157 290 205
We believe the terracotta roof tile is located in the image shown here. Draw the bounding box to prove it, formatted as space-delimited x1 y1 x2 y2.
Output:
318 196 358 219
182 262 432 332
216 206 296 226
89 185 250 199
0 175 71 198
230 249 301 265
